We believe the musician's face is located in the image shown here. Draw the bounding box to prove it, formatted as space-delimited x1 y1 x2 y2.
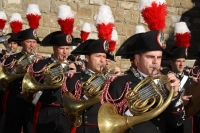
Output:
135 51 162 75
85 53 106 72
53 46 70 61
170 58 186 74
8 41 18 53
22 39 37 53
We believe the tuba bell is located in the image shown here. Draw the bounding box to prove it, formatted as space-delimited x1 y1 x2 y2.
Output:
98 75 175 133
22 61 69 102
62 71 107 127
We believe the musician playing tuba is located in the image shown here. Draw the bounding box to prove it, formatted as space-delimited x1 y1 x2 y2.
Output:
100 31 185 133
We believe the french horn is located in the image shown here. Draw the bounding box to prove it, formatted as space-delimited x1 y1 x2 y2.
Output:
22 61 69 102
62 71 107 127
98 75 175 133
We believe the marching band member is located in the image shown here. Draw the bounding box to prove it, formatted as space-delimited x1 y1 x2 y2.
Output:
165 22 194 133
2 4 42 133
30 31 79 133
65 38 110 133
103 30 185 133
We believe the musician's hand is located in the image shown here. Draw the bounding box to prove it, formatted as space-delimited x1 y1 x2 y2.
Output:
110 67 121 75
165 73 180 97
182 95 192 105
69 63 76 73
36 54 44 60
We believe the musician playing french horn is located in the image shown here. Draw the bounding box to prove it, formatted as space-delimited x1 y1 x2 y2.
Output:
63 39 116 133
2 28 42 133
28 31 79 133
100 31 185 133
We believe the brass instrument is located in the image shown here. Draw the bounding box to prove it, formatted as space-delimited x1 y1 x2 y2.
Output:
62 71 107 127
0 66 24 91
98 75 175 133
22 61 69 102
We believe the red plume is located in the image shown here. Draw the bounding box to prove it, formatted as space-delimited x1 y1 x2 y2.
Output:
0 11 7 30
80 23 91 41
9 13 23 33
174 22 191 48
0 19 6 30
140 1 167 30
26 4 41 29
57 5 74 35
96 5 115 41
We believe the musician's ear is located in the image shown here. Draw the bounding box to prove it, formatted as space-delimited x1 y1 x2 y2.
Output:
85 55 89 63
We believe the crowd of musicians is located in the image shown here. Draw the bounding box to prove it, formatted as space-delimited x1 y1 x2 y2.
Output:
0 1 200 133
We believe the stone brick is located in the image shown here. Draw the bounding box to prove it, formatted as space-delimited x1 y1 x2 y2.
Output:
37 27 50 38
167 7 178 15
77 4 93 20
74 0 89 4
178 8 188 15
37 46 53 54
120 60 131 69
119 1 133 10
8 0 20 4
50 1 69 13
174 0 190 8
126 0 140 3
106 0 118 8
124 10 140 25
112 8 124 23
166 0 174 7
35 0 50 13
21 0 36 11
131 3 139 11
42 13 59 28
89 0 105 5
115 23 127 36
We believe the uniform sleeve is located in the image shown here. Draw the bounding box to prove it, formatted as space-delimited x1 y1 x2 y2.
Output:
165 94 185 127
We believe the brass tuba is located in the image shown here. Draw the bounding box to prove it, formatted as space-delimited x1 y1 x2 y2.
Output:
62 71 107 127
22 61 69 102
98 75 175 133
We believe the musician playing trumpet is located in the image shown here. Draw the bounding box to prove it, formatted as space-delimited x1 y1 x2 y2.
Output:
102 31 185 133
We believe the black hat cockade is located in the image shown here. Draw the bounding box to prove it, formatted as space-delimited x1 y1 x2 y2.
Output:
41 31 80 47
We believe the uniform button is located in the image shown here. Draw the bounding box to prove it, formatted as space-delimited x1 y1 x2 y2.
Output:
85 121 88 124
85 116 87 118
52 103 54 104
85 110 87 112
52 91 54 93
156 127 159 130
157 118 160 121
20 87 21 89
19 82 21 84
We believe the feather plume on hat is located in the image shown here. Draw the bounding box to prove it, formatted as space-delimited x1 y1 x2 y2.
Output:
0 11 7 31
96 5 114 41
174 22 191 48
9 13 23 33
26 4 41 29
109 29 118 52
140 0 167 31
57 5 74 35
134 25 146 34
80 22 91 41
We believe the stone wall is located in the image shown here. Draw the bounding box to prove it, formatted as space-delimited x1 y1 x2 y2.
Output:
0 0 194 71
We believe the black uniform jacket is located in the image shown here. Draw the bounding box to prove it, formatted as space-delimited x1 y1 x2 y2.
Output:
32 57 62 104
4 52 25 93
108 70 185 133
66 70 101 130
